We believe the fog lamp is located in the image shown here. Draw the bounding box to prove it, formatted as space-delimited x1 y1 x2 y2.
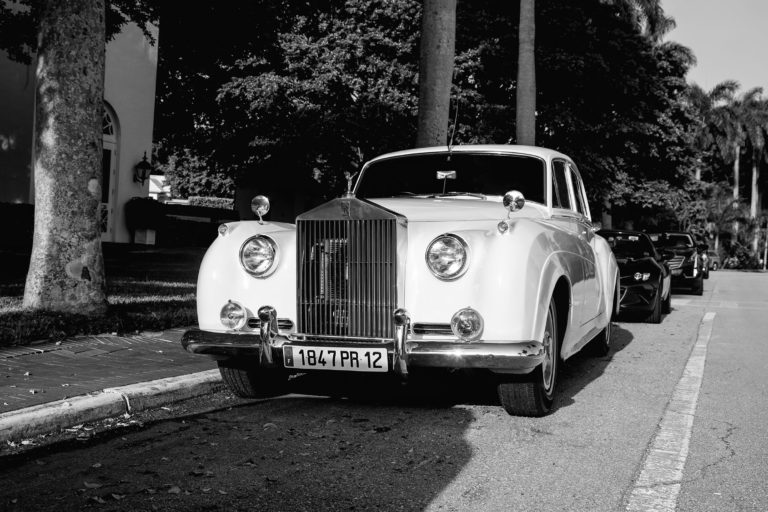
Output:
220 300 247 330
450 307 484 341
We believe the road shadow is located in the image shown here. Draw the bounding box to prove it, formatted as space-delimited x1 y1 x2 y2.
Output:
0 390 475 512
555 323 634 411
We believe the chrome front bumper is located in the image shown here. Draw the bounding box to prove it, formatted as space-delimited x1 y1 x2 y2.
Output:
182 308 545 376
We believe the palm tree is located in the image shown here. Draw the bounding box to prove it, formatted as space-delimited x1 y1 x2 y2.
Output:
415 0 457 148
688 80 739 180
514 0 671 145
711 88 762 237
515 0 536 145
740 94 768 251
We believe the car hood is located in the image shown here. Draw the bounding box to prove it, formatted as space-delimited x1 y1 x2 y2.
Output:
368 197 548 222
615 256 661 277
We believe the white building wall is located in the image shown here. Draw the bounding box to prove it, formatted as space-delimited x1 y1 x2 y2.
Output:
104 23 159 243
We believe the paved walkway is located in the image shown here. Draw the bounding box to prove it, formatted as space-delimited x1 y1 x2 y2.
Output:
0 329 219 444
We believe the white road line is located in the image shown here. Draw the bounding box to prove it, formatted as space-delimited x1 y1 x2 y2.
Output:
625 311 716 511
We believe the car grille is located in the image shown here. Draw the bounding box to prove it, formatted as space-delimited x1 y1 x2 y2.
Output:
297 217 397 339
667 255 685 269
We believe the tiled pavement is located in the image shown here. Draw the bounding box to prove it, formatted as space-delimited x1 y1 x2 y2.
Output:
0 328 217 414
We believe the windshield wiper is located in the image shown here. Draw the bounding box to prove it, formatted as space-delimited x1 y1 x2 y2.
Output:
426 191 487 199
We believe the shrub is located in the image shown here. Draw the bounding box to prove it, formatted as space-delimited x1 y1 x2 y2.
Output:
124 196 166 231
188 196 234 210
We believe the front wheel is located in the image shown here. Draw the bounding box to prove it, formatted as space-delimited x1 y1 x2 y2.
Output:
646 285 662 323
661 288 672 314
218 360 288 398
498 298 559 417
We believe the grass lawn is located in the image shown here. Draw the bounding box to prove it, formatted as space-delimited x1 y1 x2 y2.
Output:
0 244 206 347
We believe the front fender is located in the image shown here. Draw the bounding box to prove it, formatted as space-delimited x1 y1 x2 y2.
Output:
403 218 581 345
196 221 297 332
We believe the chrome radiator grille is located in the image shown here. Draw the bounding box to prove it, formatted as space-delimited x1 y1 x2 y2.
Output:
297 218 397 339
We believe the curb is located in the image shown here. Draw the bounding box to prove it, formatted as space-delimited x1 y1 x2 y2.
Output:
0 369 223 445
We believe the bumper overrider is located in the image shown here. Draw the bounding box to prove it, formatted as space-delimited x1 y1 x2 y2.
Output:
181 306 545 376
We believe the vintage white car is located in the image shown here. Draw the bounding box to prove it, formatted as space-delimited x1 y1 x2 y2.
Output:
182 145 619 416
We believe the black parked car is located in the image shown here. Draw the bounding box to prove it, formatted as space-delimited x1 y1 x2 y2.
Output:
598 230 671 323
646 231 704 295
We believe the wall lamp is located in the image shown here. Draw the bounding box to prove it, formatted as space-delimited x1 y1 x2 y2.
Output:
134 151 152 185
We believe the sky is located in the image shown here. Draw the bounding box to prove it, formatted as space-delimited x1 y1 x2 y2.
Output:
662 0 768 93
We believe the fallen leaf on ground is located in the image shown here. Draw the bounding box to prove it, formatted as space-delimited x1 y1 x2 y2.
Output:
167 486 181 494
83 481 102 489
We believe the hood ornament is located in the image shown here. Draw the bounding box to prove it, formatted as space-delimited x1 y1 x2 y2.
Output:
344 172 358 198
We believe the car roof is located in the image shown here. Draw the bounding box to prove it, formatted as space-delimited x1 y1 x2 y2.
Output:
364 144 571 166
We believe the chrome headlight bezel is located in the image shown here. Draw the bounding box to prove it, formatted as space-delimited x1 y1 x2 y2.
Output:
425 233 470 281
240 235 278 278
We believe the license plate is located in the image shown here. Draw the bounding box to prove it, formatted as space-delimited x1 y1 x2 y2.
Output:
283 346 388 372
672 269 682 276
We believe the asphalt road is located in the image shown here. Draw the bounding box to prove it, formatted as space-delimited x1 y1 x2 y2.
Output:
0 271 765 511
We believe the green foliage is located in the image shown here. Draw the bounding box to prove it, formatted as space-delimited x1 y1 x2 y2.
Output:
161 150 235 199
0 0 159 63
188 196 235 210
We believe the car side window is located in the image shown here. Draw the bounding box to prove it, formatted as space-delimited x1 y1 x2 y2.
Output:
568 164 590 220
552 161 571 210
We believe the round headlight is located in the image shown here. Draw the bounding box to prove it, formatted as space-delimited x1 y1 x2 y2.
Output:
240 235 278 277
220 300 247 330
426 234 469 280
451 307 484 341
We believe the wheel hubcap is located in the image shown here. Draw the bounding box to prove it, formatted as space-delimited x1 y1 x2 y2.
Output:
542 311 556 393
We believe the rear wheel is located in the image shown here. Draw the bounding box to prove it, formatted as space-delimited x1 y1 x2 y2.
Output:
498 298 559 417
586 317 612 356
692 275 704 296
218 359 288 398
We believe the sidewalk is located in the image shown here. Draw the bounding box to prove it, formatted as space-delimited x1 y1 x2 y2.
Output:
0 328 221 445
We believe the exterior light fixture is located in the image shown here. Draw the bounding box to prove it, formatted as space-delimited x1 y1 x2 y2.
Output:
134 151 152 185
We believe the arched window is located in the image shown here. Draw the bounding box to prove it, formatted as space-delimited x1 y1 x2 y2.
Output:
101 104 119 238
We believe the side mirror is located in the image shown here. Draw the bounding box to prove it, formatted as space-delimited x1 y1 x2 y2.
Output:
503 190 525 214
251 195 270 223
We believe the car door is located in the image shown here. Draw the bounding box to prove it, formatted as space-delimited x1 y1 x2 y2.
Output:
566 163 601 325
550 160 590 334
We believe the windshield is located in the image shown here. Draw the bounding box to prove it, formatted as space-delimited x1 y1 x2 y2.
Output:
603 234 656 259
648 233 694 249
354 152 546 204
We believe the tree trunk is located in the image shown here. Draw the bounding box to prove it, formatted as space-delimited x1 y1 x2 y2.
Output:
732 144 740 235
733 144 740 201
751 150 760 253
415 0 456 148
601 197 612 229
23 0 108 315
515 0 536 146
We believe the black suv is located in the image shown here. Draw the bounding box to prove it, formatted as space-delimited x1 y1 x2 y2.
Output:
646 232 705 295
